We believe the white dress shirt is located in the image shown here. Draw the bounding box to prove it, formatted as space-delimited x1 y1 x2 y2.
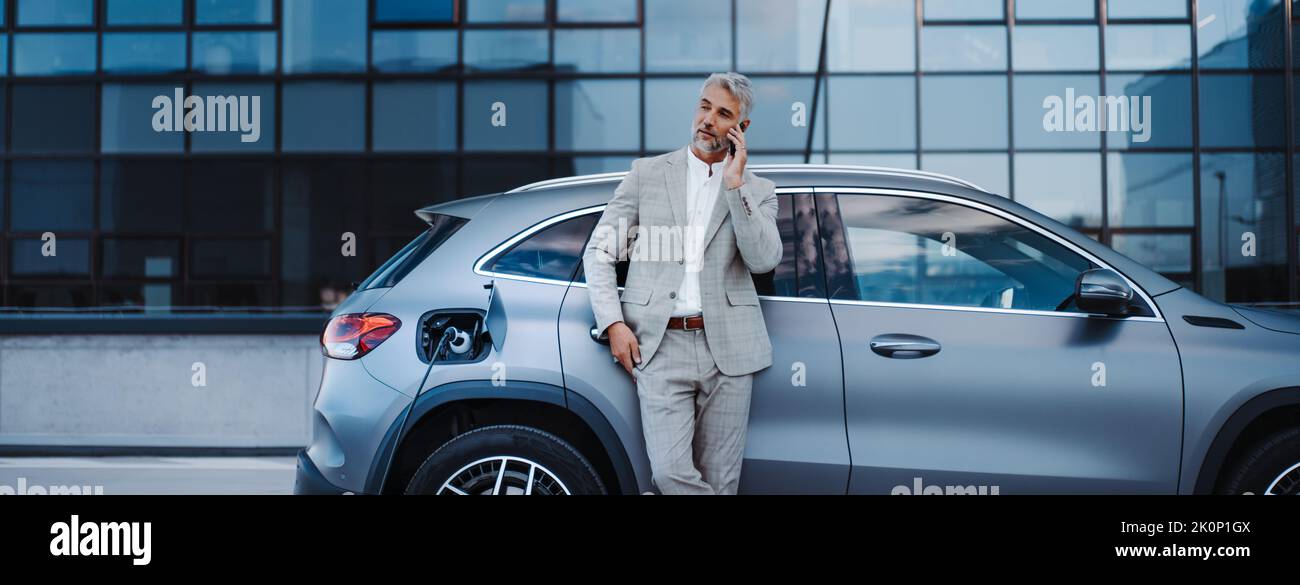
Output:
670 147 726 317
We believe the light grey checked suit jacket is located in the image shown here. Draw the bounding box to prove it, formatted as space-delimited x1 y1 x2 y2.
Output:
582 145 782 377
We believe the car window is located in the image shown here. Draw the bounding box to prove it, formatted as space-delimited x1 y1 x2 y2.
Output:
829 193 1095 311
572 195 812 296
484 213 599 281
359 213 467 291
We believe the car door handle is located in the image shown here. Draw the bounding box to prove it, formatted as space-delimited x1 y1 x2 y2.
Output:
869 334 941 359
590 324 609 345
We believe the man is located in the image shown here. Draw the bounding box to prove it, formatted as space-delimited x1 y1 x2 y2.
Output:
582 72 781 495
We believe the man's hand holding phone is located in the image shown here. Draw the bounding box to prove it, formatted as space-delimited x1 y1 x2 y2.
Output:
724 121 748 191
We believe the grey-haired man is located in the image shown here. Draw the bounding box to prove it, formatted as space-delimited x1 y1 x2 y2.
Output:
582 72 781 494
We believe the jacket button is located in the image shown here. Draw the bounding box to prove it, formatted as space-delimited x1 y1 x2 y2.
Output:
669 291 676 299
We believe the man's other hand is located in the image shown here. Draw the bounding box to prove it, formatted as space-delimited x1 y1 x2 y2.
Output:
607 321 641 378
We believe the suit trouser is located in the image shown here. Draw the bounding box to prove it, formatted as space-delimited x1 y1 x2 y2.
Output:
635 327 753 495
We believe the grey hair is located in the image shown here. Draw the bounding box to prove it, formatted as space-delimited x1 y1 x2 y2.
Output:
700 72 754 121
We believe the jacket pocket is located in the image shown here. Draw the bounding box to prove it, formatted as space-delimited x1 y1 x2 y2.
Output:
726 288 760 306
620 287 652 306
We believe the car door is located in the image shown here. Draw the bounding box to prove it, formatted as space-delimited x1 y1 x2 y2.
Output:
558 191 850 494
817 189 1183 494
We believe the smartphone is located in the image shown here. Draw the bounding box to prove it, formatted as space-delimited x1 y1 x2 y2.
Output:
729 120 750 156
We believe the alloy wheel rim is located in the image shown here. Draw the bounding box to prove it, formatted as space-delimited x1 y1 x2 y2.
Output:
1263 461 1300 495
438 455 571 495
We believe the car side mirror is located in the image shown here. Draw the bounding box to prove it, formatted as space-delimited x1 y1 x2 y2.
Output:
1075 268 1134 316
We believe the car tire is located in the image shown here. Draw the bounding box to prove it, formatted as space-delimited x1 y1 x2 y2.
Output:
404 424 607 495
1219 427 1300 495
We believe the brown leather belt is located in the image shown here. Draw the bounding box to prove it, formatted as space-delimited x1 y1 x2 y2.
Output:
666 314 705 331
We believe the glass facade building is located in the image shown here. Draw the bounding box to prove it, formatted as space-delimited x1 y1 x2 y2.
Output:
0 0 1295 321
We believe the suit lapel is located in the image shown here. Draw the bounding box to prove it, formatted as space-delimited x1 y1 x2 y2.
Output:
700 175 731 250
663 146 688 229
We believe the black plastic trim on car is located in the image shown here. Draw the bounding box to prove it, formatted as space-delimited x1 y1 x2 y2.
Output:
1182 315 1246 330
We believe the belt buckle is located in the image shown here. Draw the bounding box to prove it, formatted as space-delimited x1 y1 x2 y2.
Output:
683 315 703 331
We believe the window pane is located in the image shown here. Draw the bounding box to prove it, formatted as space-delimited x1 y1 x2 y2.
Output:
924 0 1003 20
1111 234 1193 277
18 0 93 26
647 0 731 72
191 239 272 278
487 214 599 281
102 83 185 153
1013 25 1098 71
555 29 639 73
556 79 640 151
188 284 272 308
1199 153 1289 302
463 80 549 151
103 33 187 74
646 78 701 150
375 0 455 22
193 32 277 74
1107 153 1194 227
1105 73 1192 149
368 160 458 231
748 77 821 150
1108 0 1188 19
11 161 94 231
282 82 364 152
738 0 827 73
281 160 367 307
1198 0 1284 69
1013 74 1101 149
103 239 181 278
189 82 274 152
100 161 184 232
100 284 178 309
284 0 366 73
828 76 916 150
1199 73 1285 148
107 0 183 25
834 193 1092 311
372 30 457 73
828 0 915 73
12 84 95 153
467 0 546 22
557 0 636 22
11 239 90 276
463 157 551 195
921 75 1007 149
1013 153 1102 228
921 153 1009 195
922 26 1007 71
189 161 274 232
565 155 637 175
373 81 457 152
195 0 273 24
8 285 93 307
463 30 549 71
13 33 96 76
1105 25 1192 71
1016 0 1095 19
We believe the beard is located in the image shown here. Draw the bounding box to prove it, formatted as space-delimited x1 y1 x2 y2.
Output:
690 122 726 153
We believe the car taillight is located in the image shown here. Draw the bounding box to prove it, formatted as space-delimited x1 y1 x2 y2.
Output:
321 313 401 360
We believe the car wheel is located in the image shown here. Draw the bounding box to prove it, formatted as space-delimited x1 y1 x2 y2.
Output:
1219 427 1300 495
404 424 607 495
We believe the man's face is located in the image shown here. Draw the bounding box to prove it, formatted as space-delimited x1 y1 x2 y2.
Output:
691 84 745 154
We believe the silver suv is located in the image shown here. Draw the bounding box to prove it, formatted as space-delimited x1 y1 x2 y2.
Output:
295 164 1300 495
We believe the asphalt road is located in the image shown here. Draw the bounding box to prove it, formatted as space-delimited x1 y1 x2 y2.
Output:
0 456 296 495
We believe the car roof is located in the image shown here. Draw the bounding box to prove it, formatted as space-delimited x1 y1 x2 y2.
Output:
416 164 1182 298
